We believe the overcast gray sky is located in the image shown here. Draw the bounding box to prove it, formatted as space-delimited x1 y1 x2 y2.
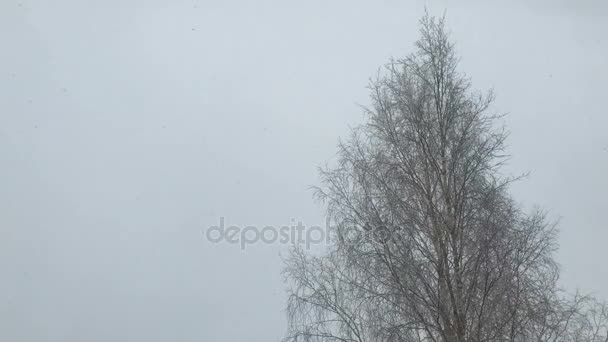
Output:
1 1 607 341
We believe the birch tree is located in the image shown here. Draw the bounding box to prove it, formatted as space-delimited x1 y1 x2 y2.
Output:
283 14 606 342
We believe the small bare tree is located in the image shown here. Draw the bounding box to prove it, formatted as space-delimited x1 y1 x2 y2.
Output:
283 14 606 342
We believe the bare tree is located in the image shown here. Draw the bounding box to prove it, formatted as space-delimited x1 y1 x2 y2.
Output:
283 14 606 342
